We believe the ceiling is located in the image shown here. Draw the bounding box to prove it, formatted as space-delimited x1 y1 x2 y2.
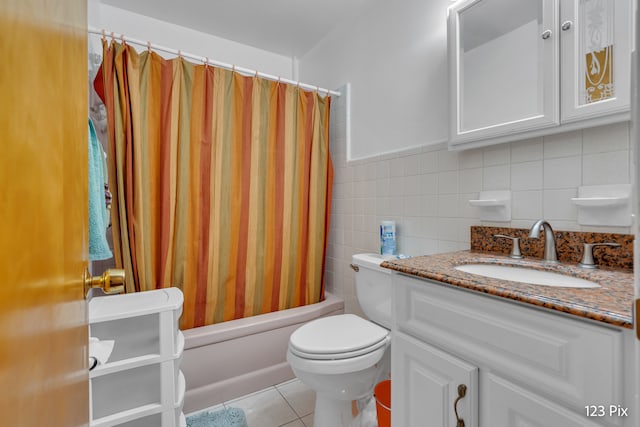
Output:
101 0 374 58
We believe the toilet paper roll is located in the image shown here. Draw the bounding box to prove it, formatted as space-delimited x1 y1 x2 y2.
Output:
89 336 115 366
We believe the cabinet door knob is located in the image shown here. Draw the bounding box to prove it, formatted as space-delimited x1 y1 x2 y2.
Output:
454 384 467 427
541 29 552 40
561 20 572 31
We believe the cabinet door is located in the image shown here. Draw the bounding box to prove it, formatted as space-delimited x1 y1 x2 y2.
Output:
392 332 478 427
449 0 559 145
560 0 631 122
483 373 604 427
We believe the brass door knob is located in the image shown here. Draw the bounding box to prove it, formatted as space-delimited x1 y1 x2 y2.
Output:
84 268 125 295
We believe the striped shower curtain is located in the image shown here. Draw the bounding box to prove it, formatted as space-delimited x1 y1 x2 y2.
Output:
100 41 333 329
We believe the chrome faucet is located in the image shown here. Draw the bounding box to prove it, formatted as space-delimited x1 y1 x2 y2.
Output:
528 219 558 263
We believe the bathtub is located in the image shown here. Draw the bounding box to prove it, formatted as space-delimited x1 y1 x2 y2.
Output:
182 292 344 413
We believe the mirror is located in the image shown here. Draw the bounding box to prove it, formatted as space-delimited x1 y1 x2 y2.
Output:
453 0 554 135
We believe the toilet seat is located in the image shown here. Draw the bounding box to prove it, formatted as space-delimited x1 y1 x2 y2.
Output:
289 314 390 361
289 335 389 360
287 342 388 376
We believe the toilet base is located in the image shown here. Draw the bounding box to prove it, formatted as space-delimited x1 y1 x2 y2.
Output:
289 346 391 427
313 392 359 427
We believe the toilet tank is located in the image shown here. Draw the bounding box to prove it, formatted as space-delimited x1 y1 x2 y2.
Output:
352 253 394 329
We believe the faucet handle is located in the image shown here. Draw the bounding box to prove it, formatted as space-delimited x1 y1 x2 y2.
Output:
578 242 621 269
493 234 524 259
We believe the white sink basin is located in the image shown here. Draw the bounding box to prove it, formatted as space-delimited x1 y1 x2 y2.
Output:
454 264 601 288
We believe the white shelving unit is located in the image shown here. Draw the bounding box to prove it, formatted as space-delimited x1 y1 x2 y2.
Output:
89 288 185 427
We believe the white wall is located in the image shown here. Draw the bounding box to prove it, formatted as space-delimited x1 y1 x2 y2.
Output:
299 0 451 160
89 3 294 79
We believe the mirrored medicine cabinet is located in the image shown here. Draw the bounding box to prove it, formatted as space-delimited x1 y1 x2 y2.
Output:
448 0 632 149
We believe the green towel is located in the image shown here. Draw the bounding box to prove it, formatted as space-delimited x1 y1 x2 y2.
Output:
88 119 112 261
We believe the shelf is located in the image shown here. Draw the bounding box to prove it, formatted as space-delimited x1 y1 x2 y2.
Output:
570 196 627 207
468 199 506 207
90 354 162 378
89 288 184 427
90 288 183 323
468 190 511 222
572 184 631 227
91 403 163 427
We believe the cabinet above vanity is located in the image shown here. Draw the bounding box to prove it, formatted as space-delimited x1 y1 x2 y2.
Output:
448 0 632 150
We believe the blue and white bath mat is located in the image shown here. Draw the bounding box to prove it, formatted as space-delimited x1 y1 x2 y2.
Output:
186 407 248 427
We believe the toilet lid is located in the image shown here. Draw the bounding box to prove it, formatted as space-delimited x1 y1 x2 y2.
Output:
289 314 389 360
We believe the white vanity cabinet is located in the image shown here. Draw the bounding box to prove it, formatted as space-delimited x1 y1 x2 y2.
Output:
392 332 478 427
391 274 636 427
448 0 632 149
88 288 185 427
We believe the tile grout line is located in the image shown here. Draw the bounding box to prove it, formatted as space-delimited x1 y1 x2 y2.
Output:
275 384 308 425
188 380 315 427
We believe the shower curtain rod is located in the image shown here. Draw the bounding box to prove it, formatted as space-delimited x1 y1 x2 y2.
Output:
88 27 341 97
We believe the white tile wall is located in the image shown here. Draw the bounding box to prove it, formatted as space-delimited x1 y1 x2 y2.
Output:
326 105 632 315
583 150 630 185
543 156 581 189
511 161 543 191
483 165 510 190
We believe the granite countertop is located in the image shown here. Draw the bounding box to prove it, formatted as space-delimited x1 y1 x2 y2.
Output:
381 251 634 329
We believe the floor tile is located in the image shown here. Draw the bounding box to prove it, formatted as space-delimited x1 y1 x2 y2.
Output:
301 413 314 427
226 387 298 427
276 379 316 417
279 420 306 427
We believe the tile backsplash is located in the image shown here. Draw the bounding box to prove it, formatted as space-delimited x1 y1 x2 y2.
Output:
325 116 633 314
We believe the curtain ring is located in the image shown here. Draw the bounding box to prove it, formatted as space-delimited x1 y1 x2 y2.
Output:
101 29 106 42
120 34 125 45
232 64 236 73
205 57 209 67
110 32 115 42
255 70 259 78
147 41 151 53
178 50 182 58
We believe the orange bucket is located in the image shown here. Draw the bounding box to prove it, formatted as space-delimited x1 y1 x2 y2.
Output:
374 379 391 427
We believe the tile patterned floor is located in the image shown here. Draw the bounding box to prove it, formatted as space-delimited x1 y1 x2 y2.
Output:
186 378 316 427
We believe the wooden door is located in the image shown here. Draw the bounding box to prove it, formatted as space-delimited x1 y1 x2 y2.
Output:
0 0 89 426
633 0 640 416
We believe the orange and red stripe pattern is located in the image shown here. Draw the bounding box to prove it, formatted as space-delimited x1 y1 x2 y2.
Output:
102 42 332 329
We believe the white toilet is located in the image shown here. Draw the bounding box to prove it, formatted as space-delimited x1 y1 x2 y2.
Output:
287 253 393 427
